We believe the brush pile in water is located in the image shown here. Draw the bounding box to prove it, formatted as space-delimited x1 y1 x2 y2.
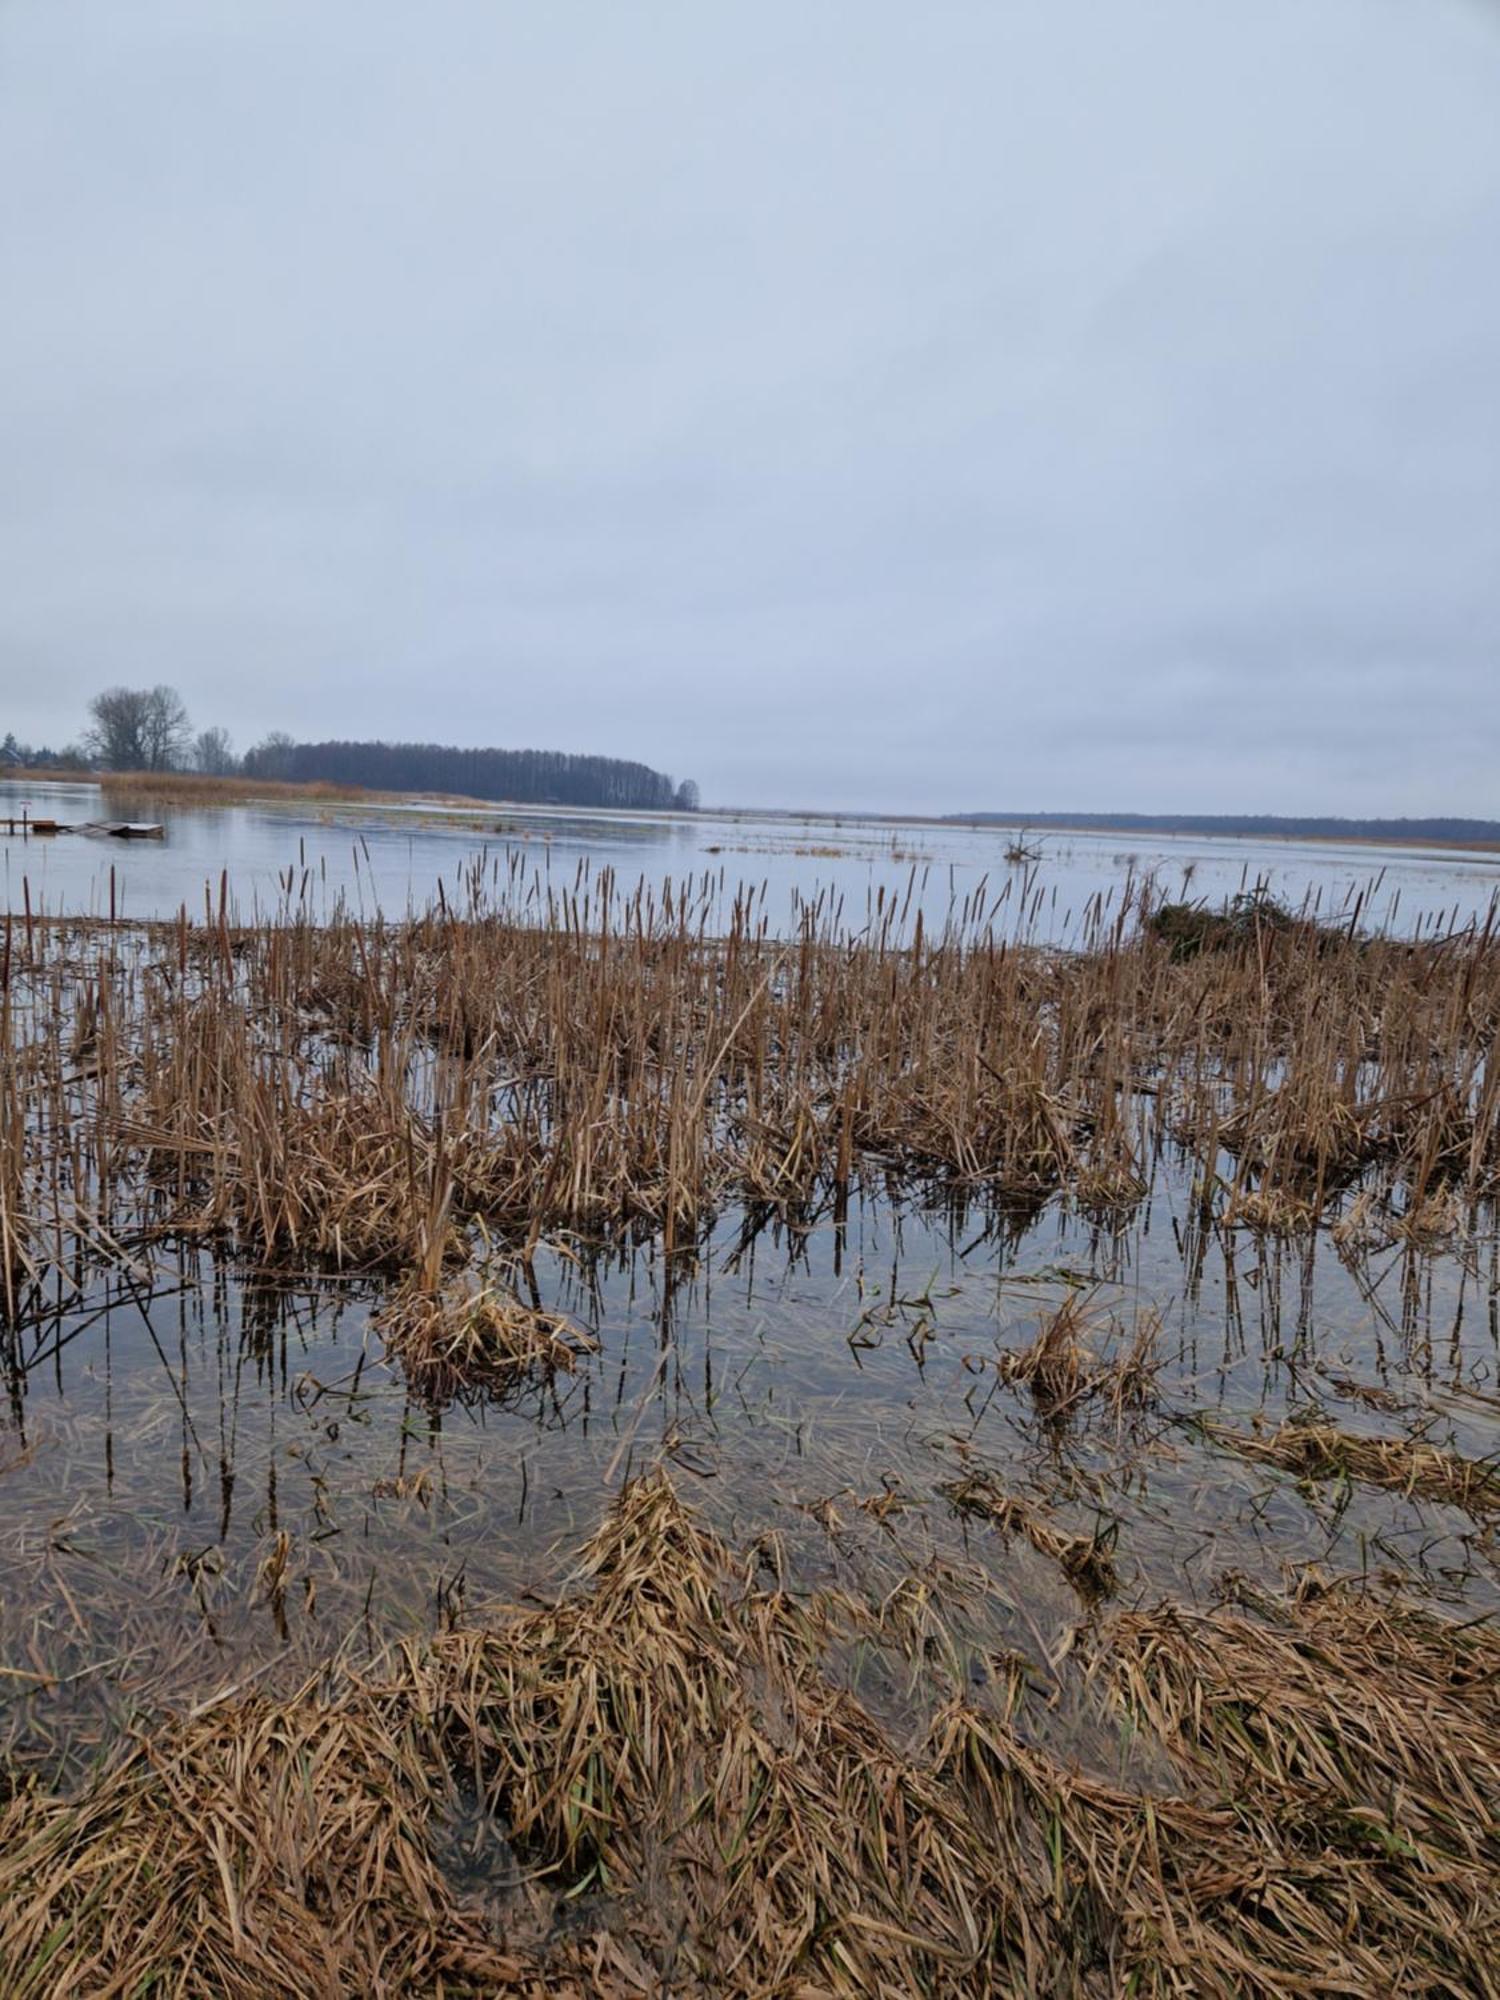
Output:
1 1473 1495 1997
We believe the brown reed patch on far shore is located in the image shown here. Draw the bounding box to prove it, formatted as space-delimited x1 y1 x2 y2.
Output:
97 769 377 806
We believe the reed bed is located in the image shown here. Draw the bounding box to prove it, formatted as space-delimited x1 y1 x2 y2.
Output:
96 769 376 806
2 1473 1495 1997
3 873 1500 1322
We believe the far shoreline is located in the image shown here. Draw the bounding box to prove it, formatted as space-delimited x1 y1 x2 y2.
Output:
5 767 1499 860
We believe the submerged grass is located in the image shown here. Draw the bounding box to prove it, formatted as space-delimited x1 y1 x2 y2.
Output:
940 1470 1119 1598
1 1473 1495 1997
1200 1409 1500 1516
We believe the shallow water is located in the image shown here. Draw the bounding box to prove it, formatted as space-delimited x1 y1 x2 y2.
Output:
4 1163 1496 1779
2 790 1499 1783
4 776 1498 939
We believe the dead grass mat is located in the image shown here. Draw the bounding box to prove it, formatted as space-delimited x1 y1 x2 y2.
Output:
1 1475 1496 1997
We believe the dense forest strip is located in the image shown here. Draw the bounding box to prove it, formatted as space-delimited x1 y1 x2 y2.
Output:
243 737 695 810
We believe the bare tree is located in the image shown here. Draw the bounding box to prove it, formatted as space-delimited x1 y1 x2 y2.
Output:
244 731 297 780
192 725 237 776
141 686 192 770
86 685 192 771
85 687 150 769
674 779 701 812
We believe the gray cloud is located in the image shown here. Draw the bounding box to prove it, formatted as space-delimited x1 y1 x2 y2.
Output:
1 0 1497 813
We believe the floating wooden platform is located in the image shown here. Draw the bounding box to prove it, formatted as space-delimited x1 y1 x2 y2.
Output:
2 817 165 840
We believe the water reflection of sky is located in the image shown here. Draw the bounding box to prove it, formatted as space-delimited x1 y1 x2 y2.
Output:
4 778 1498 937
3 1167 1495 1776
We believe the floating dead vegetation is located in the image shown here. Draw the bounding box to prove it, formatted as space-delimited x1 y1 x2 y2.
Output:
2 1473 1496 1997
1098 1581 1500 1941
940 1470 1119 1599
0 1682 563 1998
375 1270 598 1405
994 1295 1162 1426
1198 1409 1500 1516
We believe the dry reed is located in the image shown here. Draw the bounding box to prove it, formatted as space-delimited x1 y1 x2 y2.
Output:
1200 1410 1500 1516
2 1473 1495 1996
374 1270 598 1404
4 875 1500 1321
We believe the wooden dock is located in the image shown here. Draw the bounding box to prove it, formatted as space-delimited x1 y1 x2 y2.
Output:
2 817 165 840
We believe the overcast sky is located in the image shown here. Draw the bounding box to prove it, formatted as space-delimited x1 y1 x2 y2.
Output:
2 2 1498 814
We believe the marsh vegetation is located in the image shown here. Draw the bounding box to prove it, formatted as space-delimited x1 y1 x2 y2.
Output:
1 867 1498 1992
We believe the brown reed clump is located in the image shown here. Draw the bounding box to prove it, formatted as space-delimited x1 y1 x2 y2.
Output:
1 1474 1496 1996
996 1297 1162 1426
375 1271 598 1404
940 1470 1118 1598
997 1295 1094 1415
1201 1409 1500 1516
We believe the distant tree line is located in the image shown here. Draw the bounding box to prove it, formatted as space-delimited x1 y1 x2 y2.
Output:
0 732 91 771
244 737 698 811
957 811 1500 844
3 688 699 811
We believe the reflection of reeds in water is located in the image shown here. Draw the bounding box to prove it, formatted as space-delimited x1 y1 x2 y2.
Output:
2 1472 1495 1996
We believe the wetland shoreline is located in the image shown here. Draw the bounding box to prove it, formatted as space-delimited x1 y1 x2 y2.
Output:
1 876 1498 1992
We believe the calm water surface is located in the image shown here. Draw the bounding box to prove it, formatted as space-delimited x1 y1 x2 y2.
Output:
4 777 1498 937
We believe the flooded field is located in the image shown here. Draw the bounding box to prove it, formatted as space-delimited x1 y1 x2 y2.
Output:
5 774 1499 938
2 826 1498 1991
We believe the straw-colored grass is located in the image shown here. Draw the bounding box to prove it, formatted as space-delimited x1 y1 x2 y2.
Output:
4 876 1500 1318
97 768 375 805
2 1474 1495 1997
375 1270 598 1404
1200 1409 1500 1515
996 1296 1162 1426
0 1685 605 1997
